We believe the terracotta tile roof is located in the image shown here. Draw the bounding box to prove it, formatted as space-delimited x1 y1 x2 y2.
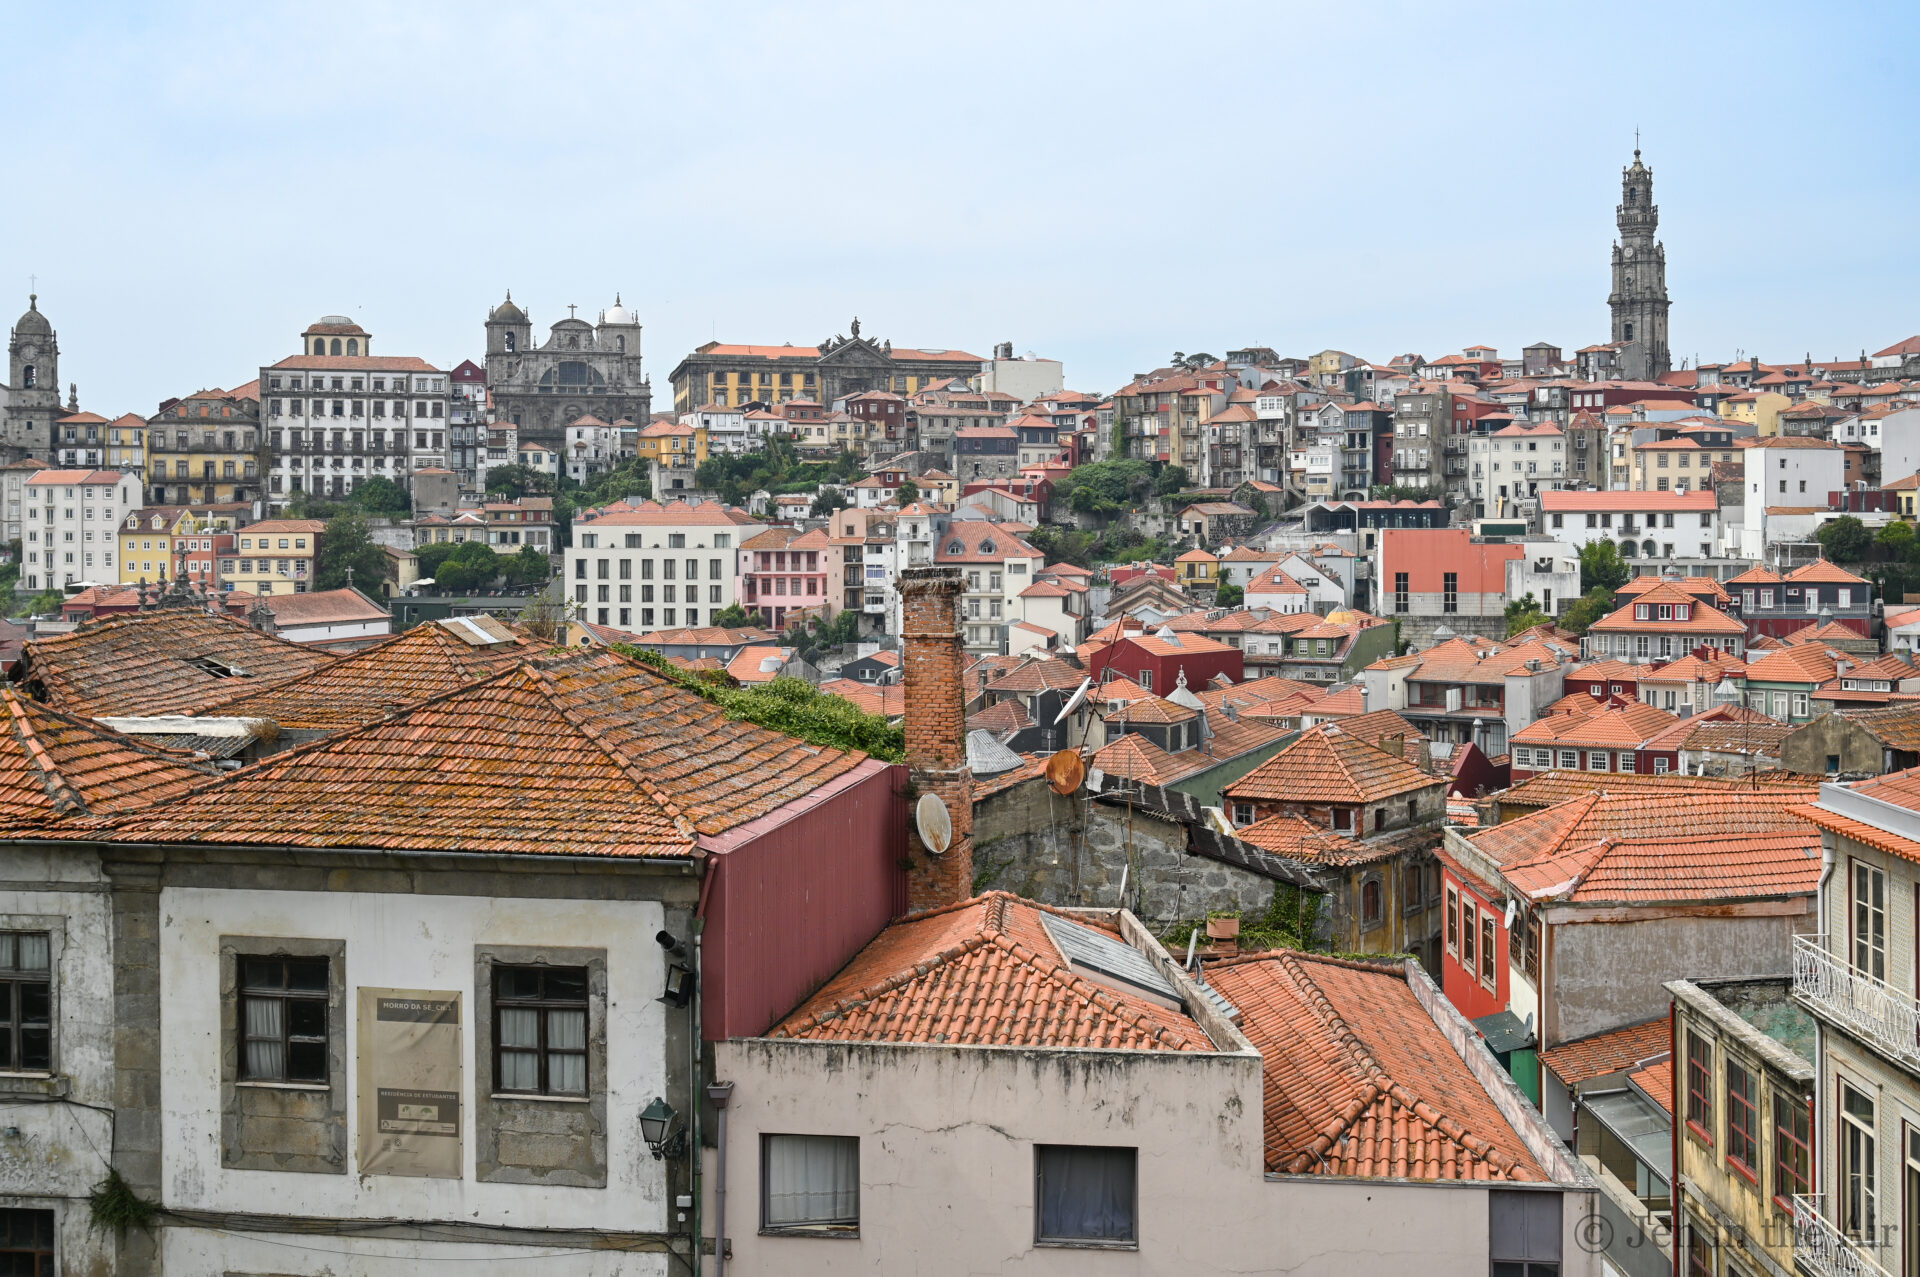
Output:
0 686 215 821
1120 632 1236 658
631 626 777 647
1247 566 1308 594
767 893 1210 1051
1492 770 1813 814
1499 830 1819 904
1746 644 1840 685
1780 620 1867 650
1096 676 1156 705
726 646 790 684
1834 704 1920 751
1539 489 1716 512
818 678 905 718
1197 675 1320 715
1842 765 1920 815
985 657 1086 695
1632 1057 1675 1115
966 698 1034 735
1511 700 1679 749
1675 717 1793 757
1642 650 1747 683
1570 658 1648 682
1309 686 1366 717
1233 813 1376 866
1335 708 1430 752
1538 1018 1670 1085
1587 585 1746 637
19 611 339 718
1089 733 1186 785
1785 559 1868 585
37 649 869 856
1615 576 1732 603
1209 952 1545 1180
192 617 548 731
1225 725 1441 806
1103 696 1198 726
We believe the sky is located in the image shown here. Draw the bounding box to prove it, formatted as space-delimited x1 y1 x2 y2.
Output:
6 0 1917 415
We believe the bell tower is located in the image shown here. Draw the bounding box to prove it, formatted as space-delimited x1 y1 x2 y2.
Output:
1608 147 1671 380
6 295 61 457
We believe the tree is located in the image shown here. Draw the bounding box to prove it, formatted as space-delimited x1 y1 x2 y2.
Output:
1578 540 1631 593
894 478 919 506
1504 593 1550 637
515 587 570 642
811 489 848 517
1560 587 1615 635
1214 582 1244 608
1879 520 1915 552
313 512 390 593
1818 515 1872 563
351 475 410 515
710 603 754 629
500 544 551 587
1154 465 1190 497
484 464 558 501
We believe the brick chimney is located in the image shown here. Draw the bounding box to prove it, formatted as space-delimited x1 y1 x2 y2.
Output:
900 566 974 912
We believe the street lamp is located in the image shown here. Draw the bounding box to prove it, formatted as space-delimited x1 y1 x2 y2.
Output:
640 1096 686 1161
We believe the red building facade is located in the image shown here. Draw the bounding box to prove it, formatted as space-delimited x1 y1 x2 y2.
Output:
1437 849 1511 1025
1087 632 1242 695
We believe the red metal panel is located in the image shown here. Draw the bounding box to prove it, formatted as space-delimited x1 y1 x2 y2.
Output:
700 759 908 1040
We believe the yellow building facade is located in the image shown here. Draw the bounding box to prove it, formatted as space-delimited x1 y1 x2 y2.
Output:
634 420 709 466
223 518 324 595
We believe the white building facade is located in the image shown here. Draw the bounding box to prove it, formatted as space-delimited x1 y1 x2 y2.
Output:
566 499 765 635
22 467 139 591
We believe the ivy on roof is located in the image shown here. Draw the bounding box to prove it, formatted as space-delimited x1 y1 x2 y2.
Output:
618 645 905 762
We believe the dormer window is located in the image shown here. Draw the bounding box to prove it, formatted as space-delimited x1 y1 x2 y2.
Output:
1656 604 1672 620
1634 604 1650 620
1675 604 1690 621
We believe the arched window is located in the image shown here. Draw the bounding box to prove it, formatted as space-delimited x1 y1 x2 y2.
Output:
946 541 963 555
330 339 342 356
313 339 326 355
1643 539 1658 559
1619 541 1637 558
1624 323 1635 342
21 365 34 388
346 339 359 355
505 333 517 352
1361 878 1382 925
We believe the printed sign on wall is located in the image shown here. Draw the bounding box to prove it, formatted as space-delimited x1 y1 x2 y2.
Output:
356 988 462 1178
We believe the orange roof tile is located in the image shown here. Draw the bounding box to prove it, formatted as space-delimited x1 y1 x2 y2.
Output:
818 678 905 718
767 893 1209 1051
1499 830 1819 904
1511 700 1679 749
190 617 548 731
1210 952 1545 1180
1538 1018 1670 1085
0 686 214 821
1224 725 1440 806
30 649 869 856
19 610 339 718
966 698 1034 735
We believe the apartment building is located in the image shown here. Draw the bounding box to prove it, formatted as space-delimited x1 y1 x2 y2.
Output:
222 518 325 596
564 498 763 635
932 520 1044 653
21 468 140 592
259 316 451 507
146 387 264 506
1537 490 1722 563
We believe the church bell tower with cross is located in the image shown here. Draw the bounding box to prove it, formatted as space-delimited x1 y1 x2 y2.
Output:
1608 141 1672 380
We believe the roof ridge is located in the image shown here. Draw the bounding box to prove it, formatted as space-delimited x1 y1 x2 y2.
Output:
1275 952 1525 1179
3 688 85 816
771 930 1000 1039
984 927 1196 1050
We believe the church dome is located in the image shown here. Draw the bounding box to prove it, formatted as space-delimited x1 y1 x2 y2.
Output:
490 291 527 324
600 294 633 326
13 295 51 337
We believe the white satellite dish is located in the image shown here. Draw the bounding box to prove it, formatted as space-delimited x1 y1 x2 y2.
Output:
915 793 953 856
1054 676 1093 725
1504 899 1518 930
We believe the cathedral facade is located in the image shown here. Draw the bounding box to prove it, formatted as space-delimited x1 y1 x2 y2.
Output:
483 293 652 449
1608 149 1672 381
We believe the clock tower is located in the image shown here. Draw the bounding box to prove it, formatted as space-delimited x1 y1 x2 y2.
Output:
5 295 60 458
1608 148 1672 380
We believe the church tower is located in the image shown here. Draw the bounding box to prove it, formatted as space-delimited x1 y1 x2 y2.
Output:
5 295 61 458
1609 148 1671 380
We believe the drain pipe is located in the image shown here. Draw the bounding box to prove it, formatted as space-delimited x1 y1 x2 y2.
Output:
707 1081 735 1277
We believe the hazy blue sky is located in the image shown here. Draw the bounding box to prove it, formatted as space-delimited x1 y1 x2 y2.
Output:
7 0 1915 414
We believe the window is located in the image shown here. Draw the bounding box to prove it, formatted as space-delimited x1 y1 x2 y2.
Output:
1685 1030 1712 1143
1445 886 1459 955
1840 1080 1877 1238
1362 878 1382 925
1773 1093 1811 1211
1479 913 1496 988
762 1134 859 1234
1853 860 1887 981
0 932 51 1071
1461 900 1476 968
1394 571 1409 613
1489 1190 1561 1277
239 955 329 1083
0 1209 54 1274
1726 1059 1759 1182
493 964 588 1095
1442 571 1458 613
1035 1145 1136 1247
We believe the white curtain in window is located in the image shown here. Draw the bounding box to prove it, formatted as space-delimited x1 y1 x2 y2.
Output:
244 998 284 1078
499 1008 540 1090
766 1135 858 1227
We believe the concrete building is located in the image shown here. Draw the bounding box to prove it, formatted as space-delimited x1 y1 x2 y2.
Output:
145 387 264 506
565 498 763 635
668 321 982 414
484 293 652 449
971 340 1063 401
223 517 325 596
261 317 451 507
21 467 140 592
1538 489 1722 563
1374 528 1523 646
445 357 486 487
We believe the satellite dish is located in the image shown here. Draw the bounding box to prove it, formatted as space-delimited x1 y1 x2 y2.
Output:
915 793 952 855
1053 676 1092 725
1045 749 1086 796
1504 899 1518 930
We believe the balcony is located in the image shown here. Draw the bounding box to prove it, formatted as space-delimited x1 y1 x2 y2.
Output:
1793 1194 1891 1277
1793 934 1920 1071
